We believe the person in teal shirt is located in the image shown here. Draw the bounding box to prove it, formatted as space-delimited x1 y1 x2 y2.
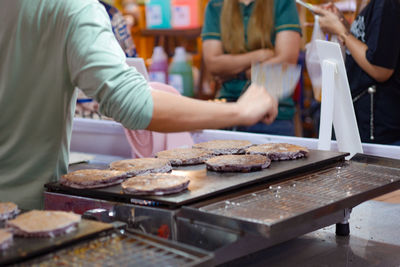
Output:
0 0 278 209
202 0 302 136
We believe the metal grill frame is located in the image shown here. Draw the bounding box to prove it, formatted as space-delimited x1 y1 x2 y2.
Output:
199 160 400 225
174 154 400 265
178 153 400 239
13 229 213 267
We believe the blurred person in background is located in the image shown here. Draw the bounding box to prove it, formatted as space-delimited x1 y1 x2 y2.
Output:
202 0 301 136
100 0 137 57
0 0 278 209
314 0 400 145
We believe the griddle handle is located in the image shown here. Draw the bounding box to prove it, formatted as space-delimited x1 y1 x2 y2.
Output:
83 208 113 222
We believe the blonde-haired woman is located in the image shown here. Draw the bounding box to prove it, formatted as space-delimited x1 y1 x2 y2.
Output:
202 0 301 135
315 0 400 145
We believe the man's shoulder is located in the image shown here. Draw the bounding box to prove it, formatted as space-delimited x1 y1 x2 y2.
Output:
52 0 103 16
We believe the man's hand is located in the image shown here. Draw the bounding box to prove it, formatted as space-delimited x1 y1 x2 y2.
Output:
236 83 278 126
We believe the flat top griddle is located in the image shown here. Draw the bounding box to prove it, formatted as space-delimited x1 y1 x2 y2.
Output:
0 219 112 266
45 150 347 207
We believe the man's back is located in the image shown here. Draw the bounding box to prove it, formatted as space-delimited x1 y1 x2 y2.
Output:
0 0 153 209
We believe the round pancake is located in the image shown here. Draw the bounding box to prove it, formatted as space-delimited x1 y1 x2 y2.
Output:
60 169 128 189
192 140 252 155
206 155 271 172
6 210 81 238
246 143 309 161
0 202 19 221
156 148 213 166
110 158 172 176
0 229 13 250
121 173 190 196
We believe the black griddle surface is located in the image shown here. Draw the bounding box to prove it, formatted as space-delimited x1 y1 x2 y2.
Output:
0 219 113 266
45 150 347 207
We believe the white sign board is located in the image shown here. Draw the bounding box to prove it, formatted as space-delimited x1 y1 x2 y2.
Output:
315 40 363 159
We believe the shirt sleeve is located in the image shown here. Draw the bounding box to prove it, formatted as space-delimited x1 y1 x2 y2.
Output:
66 2 153 130
274 0 302 34
365 0 400 69
201 1 222 41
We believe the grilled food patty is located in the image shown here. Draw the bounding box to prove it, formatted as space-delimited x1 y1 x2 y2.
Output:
193 140 253 155
60 169 128 189
205 154 271 172
156 148 213 166
110 158 172 176
7 210 81 238
0 202 19 221
0 230 13 250
121 173 190 195
246 143 309 161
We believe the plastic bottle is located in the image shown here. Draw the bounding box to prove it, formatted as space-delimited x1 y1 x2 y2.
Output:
171 0 200 29
168 47 194 97
148 46 168 84
145 0 172 29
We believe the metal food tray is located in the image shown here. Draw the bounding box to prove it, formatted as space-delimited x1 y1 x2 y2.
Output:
0 220 113 266
14 229 213 267
45 150 347 207
179 154 400 237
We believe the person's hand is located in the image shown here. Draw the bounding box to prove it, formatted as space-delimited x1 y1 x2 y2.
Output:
251 49 275 64
236 83 278 126
75 100 100 118
320 2 351 30
313 6 348 36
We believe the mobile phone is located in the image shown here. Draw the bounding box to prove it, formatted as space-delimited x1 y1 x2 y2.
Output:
296 0 315 13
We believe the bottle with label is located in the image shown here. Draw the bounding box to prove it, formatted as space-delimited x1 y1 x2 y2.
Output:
145 0 172 29
149 46 168 84
171 0 200 29
168 47 194 97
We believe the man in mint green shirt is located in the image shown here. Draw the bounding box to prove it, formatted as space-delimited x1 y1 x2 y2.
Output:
202 0 302 136
0 0 279 209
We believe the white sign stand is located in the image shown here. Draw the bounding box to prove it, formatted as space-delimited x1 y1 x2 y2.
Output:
315 40 363 159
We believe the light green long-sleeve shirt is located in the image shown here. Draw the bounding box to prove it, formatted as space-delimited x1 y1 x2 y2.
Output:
0 0 153 209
